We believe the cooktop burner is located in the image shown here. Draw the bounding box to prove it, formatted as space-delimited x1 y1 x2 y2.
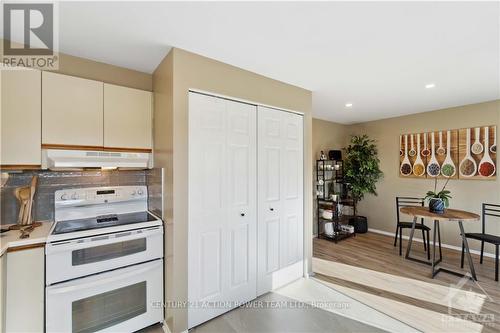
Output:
53 211 158 235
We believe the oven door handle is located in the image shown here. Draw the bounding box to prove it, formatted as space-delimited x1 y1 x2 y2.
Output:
46 226 162 254
47 259 162 294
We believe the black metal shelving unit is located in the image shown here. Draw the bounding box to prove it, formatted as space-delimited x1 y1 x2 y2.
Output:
316 159 356 243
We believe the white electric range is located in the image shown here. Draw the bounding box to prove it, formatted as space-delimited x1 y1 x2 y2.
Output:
45 185 164 333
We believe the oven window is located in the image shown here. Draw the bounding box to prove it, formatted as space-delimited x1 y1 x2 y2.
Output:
72 238 147 266
72 281 147 333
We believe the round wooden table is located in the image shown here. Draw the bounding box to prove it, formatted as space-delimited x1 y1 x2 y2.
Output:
400 206 480 280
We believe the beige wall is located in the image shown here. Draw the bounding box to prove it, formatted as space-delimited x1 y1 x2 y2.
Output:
312 118 349 160
312 118 349 234
1 39 152 90
152 51 174 330
350 100 500 253
153 47 312 333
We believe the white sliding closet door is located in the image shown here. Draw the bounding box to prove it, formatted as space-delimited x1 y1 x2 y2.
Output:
188 92 257 328
257 106 304 295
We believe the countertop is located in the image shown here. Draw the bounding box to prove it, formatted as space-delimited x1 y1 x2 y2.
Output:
0 221 53 256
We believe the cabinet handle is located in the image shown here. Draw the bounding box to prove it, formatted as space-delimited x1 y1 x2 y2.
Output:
270 208 274 211
240 213 245 217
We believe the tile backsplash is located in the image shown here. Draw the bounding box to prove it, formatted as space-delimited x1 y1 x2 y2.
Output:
1 169 163 225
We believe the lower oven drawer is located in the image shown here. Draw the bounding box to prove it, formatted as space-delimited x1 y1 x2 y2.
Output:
46 226 163 285
46 259 163 333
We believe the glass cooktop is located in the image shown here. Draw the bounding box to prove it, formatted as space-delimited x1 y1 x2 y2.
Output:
53 211 158 235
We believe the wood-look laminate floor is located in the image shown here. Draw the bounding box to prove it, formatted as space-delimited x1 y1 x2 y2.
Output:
313 232 500 333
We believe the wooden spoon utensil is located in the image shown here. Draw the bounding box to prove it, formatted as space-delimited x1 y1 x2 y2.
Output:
25 176 38 225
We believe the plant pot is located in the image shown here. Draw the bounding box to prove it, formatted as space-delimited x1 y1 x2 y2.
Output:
349 216 367 233
429 198 445 214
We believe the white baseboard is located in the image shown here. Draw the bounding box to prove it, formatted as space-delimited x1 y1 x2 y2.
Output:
368 228 496 259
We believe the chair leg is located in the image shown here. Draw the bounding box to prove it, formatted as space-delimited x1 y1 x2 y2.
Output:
461 240 465 269
426 229 430 260
437 221 443 260
399 227 403 256
480 241 484 264
496 245 499 282
421 229 427 251
393 226 399 247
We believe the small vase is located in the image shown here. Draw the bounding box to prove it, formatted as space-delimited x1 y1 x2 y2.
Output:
429 198 445 214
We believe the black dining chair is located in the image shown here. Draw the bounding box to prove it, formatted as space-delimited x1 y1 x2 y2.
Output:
461 203 500 281
395 197 432 259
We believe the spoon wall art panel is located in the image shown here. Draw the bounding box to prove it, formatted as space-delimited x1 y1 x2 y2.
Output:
458 126 497 179
399 126 496 180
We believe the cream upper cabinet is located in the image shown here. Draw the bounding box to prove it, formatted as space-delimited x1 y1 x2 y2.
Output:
1 68 41 166
42 72 104 147
104 84 152 150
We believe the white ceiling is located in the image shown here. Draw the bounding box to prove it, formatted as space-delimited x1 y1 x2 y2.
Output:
4 2 499 124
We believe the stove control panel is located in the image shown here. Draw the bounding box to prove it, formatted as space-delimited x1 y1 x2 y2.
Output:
55 186 148 207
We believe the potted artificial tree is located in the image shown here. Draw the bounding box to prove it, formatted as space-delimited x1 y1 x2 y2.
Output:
343 135 383 233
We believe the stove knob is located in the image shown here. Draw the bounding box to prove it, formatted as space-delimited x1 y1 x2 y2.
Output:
131 190 137 196
61 193 68 200
137 189 144 196
71 193 78 200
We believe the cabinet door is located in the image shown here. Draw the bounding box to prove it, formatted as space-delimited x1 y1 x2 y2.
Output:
42 72 103 147
1 68 41 166
5 248 44 333
104 84 152 150
257 106 303 295
188 92 257 328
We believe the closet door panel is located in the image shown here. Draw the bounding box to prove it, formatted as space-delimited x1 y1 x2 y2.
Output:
225 100 257 301
282 112 303 265
257 106 303 295
188 93 227 327
188 93 257 328
257 107 283 295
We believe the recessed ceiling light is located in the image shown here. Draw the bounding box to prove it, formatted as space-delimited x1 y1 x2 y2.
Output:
345 103 353 108
425 83 436 89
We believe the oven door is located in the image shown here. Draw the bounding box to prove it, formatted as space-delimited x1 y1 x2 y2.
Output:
46 259 163 333
46 226 163 285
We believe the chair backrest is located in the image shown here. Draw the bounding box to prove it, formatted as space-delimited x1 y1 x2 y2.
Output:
482 203 500 234
396 197 424 224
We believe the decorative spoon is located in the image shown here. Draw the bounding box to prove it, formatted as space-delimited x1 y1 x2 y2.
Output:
426 132 440 177
459 128 477 178
399 135 403 157
478 126 496 177
421 133 430 157
471 127 483 155
413 133 425 176
409 134 416 157
441 130 456 177
400 135 412 176
436 131 446 156
490 126 496 154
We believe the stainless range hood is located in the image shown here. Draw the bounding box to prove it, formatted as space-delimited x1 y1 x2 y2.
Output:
42 149 152 170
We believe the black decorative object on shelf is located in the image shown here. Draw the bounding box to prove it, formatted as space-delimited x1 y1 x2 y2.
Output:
328 150 342 161
316 158 356 243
